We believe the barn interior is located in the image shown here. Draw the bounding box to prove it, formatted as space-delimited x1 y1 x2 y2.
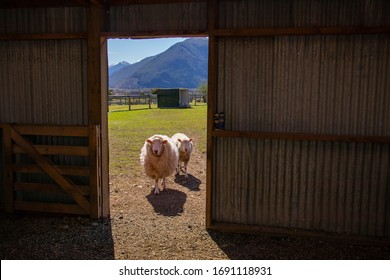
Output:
0 0 389 259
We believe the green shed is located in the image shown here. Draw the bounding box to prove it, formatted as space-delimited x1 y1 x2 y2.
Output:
156 88 191 108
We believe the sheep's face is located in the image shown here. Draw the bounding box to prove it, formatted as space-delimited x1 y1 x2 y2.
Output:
178 138 193 153
146 138 167 156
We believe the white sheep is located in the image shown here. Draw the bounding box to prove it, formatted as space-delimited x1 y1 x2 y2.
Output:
140 134 179 194
171 133 193 179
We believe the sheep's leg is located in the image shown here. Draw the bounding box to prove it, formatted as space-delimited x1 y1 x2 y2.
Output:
162 178 167 191
176 162 180 175
184 161 189 179
154 178 160 195
179 162 185 174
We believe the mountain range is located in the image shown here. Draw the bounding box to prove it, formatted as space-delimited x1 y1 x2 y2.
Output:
109 38 208 89
108 61 130 76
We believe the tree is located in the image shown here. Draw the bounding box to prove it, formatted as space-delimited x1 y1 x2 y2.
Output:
198 82 208 103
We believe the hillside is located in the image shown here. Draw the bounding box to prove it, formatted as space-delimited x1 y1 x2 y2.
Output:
109 38 208 89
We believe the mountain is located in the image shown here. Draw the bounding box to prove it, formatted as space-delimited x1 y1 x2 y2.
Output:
109 38 208 89
108 61 130 76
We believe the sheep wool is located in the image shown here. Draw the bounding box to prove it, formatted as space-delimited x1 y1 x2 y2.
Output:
140 134 179 194
171 133 193 179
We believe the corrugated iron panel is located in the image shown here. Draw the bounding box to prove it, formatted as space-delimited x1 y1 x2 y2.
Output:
0 39 88 125
218 0 390 29
212 137 390 238
109 2 207 33
216 35 390 136
213 3 390 239
0 7 86 33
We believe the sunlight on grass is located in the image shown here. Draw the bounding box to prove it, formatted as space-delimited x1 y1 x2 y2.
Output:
108 104 207 176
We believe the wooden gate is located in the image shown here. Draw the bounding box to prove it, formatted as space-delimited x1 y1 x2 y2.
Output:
1 124 102 218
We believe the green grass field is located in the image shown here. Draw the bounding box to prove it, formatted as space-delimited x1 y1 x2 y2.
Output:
108 104 207 176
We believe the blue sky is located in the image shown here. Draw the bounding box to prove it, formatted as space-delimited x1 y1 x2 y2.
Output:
107 38 189 65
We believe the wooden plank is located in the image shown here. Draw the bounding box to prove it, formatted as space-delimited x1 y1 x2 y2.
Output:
212 26 390 37
86 3 104 218
100 41 110 218
108 0 206 5
12 144 89 156
1 28 387 41
13 164 90 176
0 33 87 41
211 130 390 144
0 0 89 8
2 125 13 213
102 31 208 39
0 0 205 9
12 125 89 137
90 0 107 9
14 182 90 196
14 201 86 215
10 127 90 214
89 125 101 218
88 4 110 218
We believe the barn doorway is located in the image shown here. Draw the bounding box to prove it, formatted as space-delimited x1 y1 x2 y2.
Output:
106 38 208 255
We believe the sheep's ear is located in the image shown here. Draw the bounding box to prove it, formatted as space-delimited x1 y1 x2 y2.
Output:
162 140 168 144
189 138 193 142
146 139 153 144
177 139 182 142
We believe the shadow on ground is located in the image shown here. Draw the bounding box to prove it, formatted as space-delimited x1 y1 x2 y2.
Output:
208 230 390 260
0 213 115 260
146 188 187 216
174 173 201 191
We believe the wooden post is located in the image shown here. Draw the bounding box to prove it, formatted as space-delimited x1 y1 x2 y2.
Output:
206 0 218 229
100 38 110 217
87 3 110 218
87 4 103 126
89 125 101 219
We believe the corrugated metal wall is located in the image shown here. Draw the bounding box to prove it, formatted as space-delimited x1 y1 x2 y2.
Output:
0 7 86 33
218 0 390 28
211 0 390 240
0 7 90 212
109 2 207 33
213 138 390 238
216 35 390 135
0 7 88 125
0 39 88 125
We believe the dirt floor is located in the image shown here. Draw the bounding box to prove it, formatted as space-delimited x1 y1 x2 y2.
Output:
1 148 390 260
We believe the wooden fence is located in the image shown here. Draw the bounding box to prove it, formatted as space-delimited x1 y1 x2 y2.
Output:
108 94 206 111
108 95 156 110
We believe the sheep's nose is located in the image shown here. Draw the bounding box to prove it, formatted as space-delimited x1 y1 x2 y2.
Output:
153 150 158 154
